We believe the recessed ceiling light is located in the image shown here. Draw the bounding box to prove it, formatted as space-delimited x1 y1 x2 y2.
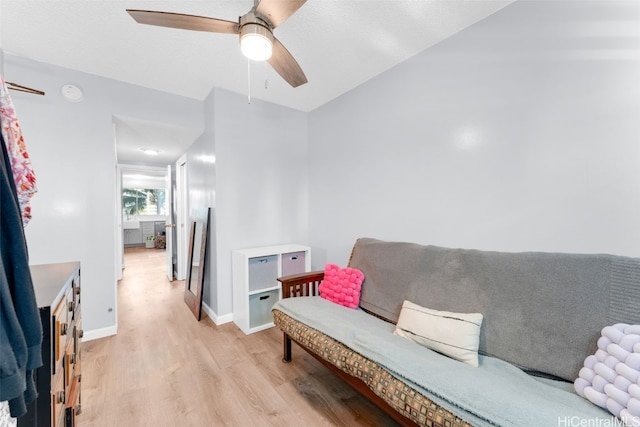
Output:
140 148 161 156
60 84 84 102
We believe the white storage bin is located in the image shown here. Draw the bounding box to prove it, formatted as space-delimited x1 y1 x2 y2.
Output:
249 289 279 328
233 244 311 334
281 251 306 277
248 255 278 292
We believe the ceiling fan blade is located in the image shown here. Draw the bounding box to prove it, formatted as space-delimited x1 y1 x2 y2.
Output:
255 0 307 28
268 37 307 88
127 10 239 34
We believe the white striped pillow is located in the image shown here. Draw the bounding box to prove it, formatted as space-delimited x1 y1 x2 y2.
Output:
393 300 483 367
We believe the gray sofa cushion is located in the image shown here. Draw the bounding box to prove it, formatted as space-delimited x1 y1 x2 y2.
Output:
350 238 640 381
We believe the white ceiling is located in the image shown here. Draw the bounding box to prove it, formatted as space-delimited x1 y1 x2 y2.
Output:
121 164 168 189
113 115 202 166
0 0 513 166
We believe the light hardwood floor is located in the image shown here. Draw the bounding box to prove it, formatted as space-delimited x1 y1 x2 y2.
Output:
78 247 399 426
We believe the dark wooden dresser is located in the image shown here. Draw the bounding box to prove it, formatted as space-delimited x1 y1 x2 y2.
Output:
18 262 82 427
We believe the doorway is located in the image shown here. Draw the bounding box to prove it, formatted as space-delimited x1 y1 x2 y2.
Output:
116 161 188 283
118 165 171 275
112 115 199 284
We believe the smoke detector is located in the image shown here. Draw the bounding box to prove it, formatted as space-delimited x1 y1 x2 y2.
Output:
60 84 84 102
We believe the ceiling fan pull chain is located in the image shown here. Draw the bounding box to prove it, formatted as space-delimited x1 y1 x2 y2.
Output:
264 60 269 90
247 58 251 104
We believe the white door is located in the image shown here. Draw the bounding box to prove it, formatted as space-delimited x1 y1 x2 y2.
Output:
165 164 174 281
115 164 124 280
175 155 188 280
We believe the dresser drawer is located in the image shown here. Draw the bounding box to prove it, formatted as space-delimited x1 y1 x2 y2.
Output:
52 297 68 374
72 274 81 309
64 333 77 392
65 375 81 426
51 372 65 427
66 286 77 323
74 318 82 380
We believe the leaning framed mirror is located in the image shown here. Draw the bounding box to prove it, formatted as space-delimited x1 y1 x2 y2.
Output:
184 207 210 320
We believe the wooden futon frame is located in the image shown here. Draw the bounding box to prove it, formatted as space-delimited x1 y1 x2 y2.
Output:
277 272 418 426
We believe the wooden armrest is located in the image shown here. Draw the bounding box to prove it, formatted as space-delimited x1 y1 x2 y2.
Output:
278 271 324 298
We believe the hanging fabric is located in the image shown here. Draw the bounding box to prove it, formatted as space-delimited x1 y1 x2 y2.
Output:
0 130 43 418
0 74 42 419
0 75 37 226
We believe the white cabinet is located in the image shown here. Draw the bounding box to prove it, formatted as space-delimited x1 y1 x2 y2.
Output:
233 244 311 334
123 220 167 247
123 228 142 246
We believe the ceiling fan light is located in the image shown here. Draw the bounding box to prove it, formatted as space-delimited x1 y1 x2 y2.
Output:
140 148 160 156
240 23 273 61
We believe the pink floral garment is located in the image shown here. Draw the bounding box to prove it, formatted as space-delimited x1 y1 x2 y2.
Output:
0 75 37 226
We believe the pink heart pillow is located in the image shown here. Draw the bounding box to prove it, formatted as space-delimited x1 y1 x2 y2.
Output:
319 263 364 309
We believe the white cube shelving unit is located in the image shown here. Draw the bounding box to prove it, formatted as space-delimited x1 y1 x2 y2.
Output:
232 244 311 334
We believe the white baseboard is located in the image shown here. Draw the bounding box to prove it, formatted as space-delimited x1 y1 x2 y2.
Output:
202 302 233 325
81 324 118 342
81 307 233 341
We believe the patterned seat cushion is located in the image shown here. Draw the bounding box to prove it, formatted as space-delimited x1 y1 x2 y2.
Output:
272 309 472 427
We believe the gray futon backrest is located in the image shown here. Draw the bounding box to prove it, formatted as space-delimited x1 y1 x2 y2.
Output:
349 237 640 381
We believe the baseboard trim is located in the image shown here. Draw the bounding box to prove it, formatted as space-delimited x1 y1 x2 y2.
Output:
82 324 118 342
81 307 232 340
202 302 233 325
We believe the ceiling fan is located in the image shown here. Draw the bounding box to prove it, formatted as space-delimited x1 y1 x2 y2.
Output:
126 0 308 88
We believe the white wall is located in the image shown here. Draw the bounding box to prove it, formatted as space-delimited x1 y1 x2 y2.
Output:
184 87 308 321
308 0 640 266
4 0 638 334
4 53 203 336
6 52 309 331
213 88 308 318
185 88 217 316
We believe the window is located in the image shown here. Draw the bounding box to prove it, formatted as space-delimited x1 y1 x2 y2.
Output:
123 188 167 216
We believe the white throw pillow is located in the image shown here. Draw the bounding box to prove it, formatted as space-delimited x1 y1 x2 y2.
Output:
574 323 640 425
393 300 483 367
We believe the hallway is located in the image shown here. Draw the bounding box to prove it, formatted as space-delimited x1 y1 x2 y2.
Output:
78 247 397 426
